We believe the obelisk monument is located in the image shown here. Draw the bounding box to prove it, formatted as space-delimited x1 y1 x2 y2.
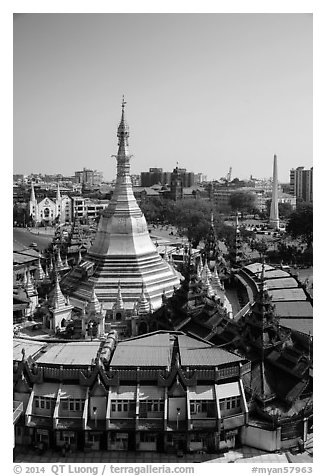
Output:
269 154 280 229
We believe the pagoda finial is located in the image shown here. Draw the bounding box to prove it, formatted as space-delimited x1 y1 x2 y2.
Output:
122 95 127 109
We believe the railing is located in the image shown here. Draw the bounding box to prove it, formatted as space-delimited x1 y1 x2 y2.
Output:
234 302 251 321
13 401 23 424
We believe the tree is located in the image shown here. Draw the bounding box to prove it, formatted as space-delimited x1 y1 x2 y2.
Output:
229 191 257 215
173 199 212 248
265 199 293 219
286 203 313 247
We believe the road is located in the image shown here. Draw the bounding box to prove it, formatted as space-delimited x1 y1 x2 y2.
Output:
13 227 53 252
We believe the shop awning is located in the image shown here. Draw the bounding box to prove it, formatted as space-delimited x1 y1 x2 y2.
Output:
215 381 241 399
188 385 215 400
110 386 136 400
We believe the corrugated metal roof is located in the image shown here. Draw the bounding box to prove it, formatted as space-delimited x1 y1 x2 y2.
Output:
266 278 298 289
34 383 59 398
178 334 243 367
13 252 38 264
139 386 164 400
110 333 171 367
36 342 100 366
274 301 313 318
262 269 291 278
269 288 307 301
280 318 313 336
13 339 46 361
60 385 87 399
215 382 241 399
110 386 136 399
244 263 274 274
188 385 215 400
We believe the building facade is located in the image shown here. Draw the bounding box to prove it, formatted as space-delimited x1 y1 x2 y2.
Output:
13 331 249 453
29 183 72 225
71 197 110 221
290 167 313 203
75 168 104 187
141 168 194 189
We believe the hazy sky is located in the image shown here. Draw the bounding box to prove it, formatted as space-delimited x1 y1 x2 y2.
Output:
13 13 312 182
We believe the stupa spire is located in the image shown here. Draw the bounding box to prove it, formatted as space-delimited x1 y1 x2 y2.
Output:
86 286 101 315
63 255 69 269
25 269 36 296
35 258 45 281
136 283 151 315
52 273 66 310
57 249 63 268
116 95 131 177
201 258 212 281
114 282 124 310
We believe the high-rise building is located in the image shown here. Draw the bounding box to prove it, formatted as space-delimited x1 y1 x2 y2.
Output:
140 167 194 188
290 167 313 203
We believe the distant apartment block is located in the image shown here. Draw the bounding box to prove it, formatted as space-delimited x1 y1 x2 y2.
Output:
72 196 110 221
290 167 313 203
141 167 194 188
194 173 207 184
75 168 103 186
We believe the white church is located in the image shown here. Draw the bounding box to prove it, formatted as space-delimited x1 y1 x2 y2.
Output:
29 182 72 225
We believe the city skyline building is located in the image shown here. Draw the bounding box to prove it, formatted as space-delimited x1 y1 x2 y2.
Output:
75 168 103 186
290 166 313 203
